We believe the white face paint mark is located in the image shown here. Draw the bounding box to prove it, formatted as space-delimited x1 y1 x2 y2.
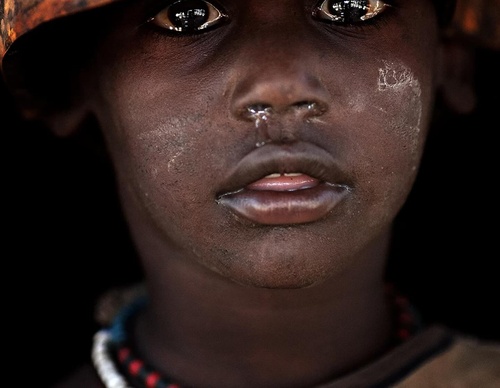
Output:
378 61 420 93
377 60 424 153
137 115 203 173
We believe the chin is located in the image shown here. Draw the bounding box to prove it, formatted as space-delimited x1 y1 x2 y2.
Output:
210 250 338 290
198 226 350 290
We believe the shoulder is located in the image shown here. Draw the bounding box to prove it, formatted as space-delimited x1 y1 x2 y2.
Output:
397 329 500 387
52 364 105 388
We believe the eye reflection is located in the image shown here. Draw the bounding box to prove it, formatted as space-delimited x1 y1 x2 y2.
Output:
314 0 391 24
150 0 228 33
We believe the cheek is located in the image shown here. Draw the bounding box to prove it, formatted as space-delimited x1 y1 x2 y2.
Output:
339 60 433 223
345 59 431 172
134 116 207 176
109 109 229 254
376 60 428 157
96 65 207 179
117 113 216 206
92 73 219 222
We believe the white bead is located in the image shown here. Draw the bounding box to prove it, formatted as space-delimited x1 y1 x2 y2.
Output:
91 330 133 388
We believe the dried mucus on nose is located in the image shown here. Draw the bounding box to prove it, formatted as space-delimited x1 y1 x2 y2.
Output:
244 104 273 126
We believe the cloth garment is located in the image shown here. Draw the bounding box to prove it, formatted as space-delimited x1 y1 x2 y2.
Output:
319 325 500 387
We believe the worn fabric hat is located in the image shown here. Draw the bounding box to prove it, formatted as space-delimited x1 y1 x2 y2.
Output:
0 0 117 60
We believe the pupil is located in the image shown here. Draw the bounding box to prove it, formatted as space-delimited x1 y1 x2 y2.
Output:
168 0 209 30
329 0 368 21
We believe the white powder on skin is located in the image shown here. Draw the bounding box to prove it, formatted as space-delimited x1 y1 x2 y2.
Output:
378 61 418 92
377 60 423 154
137 115 204 173
347 93 368 113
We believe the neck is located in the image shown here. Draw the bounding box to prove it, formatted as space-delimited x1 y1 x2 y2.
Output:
131 233 393 388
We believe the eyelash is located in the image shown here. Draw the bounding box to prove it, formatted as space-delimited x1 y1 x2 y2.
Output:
145 0 397 36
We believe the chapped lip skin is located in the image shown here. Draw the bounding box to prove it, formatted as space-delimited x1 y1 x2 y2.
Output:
217 142 351 225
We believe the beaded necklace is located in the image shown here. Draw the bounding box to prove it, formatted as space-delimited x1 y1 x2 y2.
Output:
91 285 421 388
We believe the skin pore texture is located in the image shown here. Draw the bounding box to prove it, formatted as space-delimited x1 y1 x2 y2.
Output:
46 0 460 386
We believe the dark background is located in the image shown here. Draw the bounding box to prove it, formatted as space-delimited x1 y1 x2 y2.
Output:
3 47 499 387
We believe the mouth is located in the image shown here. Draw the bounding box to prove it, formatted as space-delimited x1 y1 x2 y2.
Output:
216 143 352 225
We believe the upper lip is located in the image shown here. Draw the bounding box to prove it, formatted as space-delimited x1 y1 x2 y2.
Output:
217 142 351 196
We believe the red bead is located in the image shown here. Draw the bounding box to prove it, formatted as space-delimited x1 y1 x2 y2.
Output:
129 359 144 375
146 372 161 387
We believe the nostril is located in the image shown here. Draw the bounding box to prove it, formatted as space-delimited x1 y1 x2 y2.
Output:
292 101 315 108
248 103 273 112
290 101 327 118
241 103 274 123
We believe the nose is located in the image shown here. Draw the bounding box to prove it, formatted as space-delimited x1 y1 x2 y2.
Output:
230 42 330 143
231 67 329 120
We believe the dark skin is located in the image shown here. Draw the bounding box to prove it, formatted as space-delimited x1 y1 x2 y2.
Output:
48 0 475 386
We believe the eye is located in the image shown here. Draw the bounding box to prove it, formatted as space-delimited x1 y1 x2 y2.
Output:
313 0 391 24
149 0 228 33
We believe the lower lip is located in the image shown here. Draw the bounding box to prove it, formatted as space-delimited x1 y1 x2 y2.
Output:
217 183 350 225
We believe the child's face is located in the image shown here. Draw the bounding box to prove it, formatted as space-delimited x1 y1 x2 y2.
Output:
81 0 441 288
